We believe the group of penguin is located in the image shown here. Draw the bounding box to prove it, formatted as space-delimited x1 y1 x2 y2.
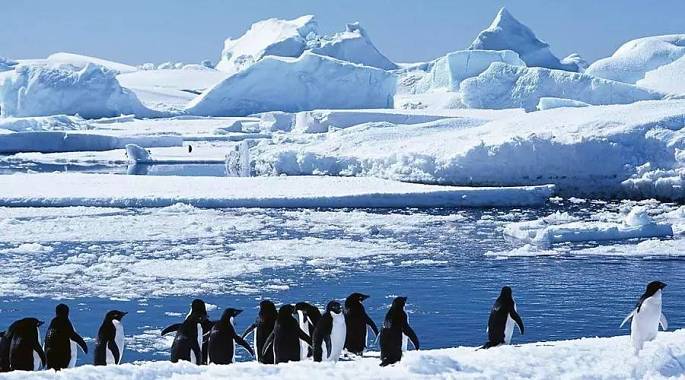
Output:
0 281 669 372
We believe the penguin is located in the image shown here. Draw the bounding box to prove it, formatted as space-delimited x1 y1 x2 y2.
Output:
312 301 346 362
44 303 88 370
169 310 208 364
162 299 213 364
93 310 127 366
8 318 46 371
481 286 525 349
621 281 668 354
241 300 278 364
344 293 379 356
207 308 254 364
0 329 12 372
295 302 321 359
262 304 312 364
379 297 419 367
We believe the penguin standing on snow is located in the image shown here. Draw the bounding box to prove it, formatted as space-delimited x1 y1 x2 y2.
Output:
242 300 278 364
44 304 88 370
207 308 254 364
162 299 213 364
481 286 524 349
262 304 312 364
0 329 12 372
344 293 379 356
168 310 208 364
312 301 347 362
8 318 46 371
379 297 419 367
93 310 127 365
621 281 668 353
295 302 321 359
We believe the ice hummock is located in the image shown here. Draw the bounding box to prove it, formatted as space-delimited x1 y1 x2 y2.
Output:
309 22 398 70
186 52 396 117
469 8 578 71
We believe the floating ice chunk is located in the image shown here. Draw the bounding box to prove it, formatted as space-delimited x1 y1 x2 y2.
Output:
536 97 590 111
469 8 578 71
624 206 655 227
460 62 663 111
125 144 152 163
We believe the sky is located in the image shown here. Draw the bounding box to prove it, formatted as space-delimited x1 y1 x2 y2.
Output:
2 0 684 66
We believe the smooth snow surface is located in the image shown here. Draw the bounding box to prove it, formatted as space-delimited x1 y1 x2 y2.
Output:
0 174 554 208
187 53 395 116
2 330 685 379
46 52 138 74
469 8 578 71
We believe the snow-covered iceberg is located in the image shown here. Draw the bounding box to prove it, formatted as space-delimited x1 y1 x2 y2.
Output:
186 52 396 117
309 22 398 70
215 15 318 74
0 57 18 72
46 52 138 74
469 8 578 71
460 62 663 111
0 62 157 118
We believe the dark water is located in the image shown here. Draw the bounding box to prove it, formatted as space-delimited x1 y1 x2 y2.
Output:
0 204 683 365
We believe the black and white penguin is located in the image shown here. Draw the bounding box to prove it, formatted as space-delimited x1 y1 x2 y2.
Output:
44 304 88 370
93 310 127 366
262 304 311 364
207 308 254 364
481 286 524 349
169 310 208 364
344 293 378 356
312 301 346 362
0 328 14 372
621 281 668 353
241 300 278 364
7 318 46 371
379 297 419 367
162 299 213 364
295 302 321 359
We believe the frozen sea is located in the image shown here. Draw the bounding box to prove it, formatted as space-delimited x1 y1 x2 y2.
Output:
0 192 682 365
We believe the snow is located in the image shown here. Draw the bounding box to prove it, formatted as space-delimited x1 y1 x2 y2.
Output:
309 22 398 70
216 15 318 75
0 57 18 72
0 173 554 208
585 35 685 85
469 8 578 71
460 63 664 111
2 330 685 379
0 115 88 132
45 52 138 74
0 132 182 154
186 52 396 117
638 55 685 95
536 97 589 111
0 62 157 118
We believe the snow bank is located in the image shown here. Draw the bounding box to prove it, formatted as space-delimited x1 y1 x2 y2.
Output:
417 49 525 92
186 53 395 117
216 15 317 74
46 52 138 74
309 22 398 70
536 97 590 110
0 132 182 154
638 55 685 95
586 35 685 85
0 63 157 118
460 63 663 111
469 8 578 71
504 207 673 246
293 110 449 133
0 173 554 208
2 330 685 379
0 115 88 132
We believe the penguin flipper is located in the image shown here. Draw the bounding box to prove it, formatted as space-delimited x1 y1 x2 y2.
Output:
34 341 47 368
324 335 332 359
402 324 420 351
261 332 274 358
72 332 88 354
161 323 182 336
235 335 255 357
297 328 312 346
510 310 525 335
620 309 636 328
365 314 379 337
660 313 668 330
107 339 120 364
241 323 257 339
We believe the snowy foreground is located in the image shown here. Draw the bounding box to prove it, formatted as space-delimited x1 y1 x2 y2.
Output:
2 331 685 379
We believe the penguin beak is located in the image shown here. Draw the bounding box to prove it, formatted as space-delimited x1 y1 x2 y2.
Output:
234 309 243 316
361 294 370 301
38 321 44 327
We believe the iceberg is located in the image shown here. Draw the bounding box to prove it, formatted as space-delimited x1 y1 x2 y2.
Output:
536 97 590 111
46 52 138 74
309 22 398 70
186 52 396 117
469 8 578 71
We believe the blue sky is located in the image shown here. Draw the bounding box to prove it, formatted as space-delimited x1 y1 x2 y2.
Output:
3 0 684 66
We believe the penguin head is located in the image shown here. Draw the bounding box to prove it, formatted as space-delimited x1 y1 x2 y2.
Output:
221 308 242 321
295 302 316 316
106 310 127 321
56 303 70 318
646 281 667 296
392 296 408 309
278 304 296 319
346 293 370 306
190 299 208 315
259 300 278 320
326 301 342 314
16 318 43 332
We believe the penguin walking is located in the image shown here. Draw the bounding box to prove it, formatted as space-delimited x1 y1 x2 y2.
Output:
481 286 524 349
262 305 312 364
344 293 378 356
93 310 127 365
162 299 213 364
313 301 347 362
621 281 668 354
44 304 88 370
241 300 278 364
379 297 419 367
207 308 254 364
7 318 46 371
295 302 321 359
